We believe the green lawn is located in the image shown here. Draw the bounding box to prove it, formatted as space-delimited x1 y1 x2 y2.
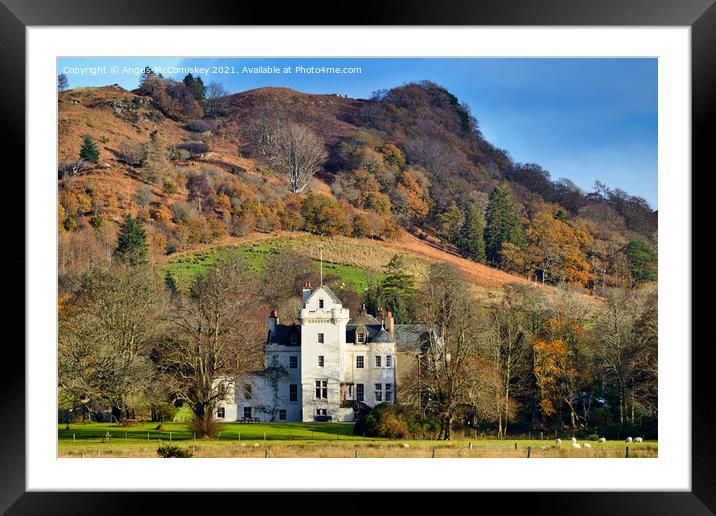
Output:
58 421 368 443
158 238 381 294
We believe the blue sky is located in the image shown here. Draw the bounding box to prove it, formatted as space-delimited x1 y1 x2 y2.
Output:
58 57 657 209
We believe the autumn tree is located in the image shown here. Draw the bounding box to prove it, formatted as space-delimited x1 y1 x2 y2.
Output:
501 202 592 285
300 193 350 236
436 201 463 245
532 288 592 430
166 254 264 437
414 263 494 439
182 73 206 101
58 263 162 421
143 130 170 184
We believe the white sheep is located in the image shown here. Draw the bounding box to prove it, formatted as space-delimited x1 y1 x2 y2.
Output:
598 437 606 443
626 437 633 443
635 437 643 443
253 443 260 447
402 443 410 448
572 442 581 449
571 437 577 444
555 438 562 445
583 443 592 449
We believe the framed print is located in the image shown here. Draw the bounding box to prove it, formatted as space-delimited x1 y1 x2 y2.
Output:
5 0 714 513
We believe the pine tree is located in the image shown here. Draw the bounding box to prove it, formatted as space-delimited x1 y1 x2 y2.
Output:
114 215 148 265
436 201 463 244
458 200 486 263
58 74 69 92
183 73 206 101
79 135 100 164
484 184 523 264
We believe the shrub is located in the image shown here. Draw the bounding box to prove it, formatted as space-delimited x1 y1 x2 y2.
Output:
301 193 350 236
354 403 437 439
177 142 209 155
156 445 193 458
117 140 145 166
185 119 216 132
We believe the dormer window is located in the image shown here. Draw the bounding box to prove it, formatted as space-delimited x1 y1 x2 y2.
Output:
319 299 324 309
357 332 366 344
290 332 297 345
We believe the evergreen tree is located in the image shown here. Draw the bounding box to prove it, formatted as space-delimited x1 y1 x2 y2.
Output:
183 73 206 101
436 201 463 244
624 240 657 284
458 200 486 263
484 184 523 264
114 214 148 265
58 74 69 92
79 135 100 164
364 254 416 323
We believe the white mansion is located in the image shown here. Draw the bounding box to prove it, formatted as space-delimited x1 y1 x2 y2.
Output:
216 281 428 423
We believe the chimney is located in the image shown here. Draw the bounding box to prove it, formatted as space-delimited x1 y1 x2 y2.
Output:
386 311 395 336
302 280 313 304
268 310 279 338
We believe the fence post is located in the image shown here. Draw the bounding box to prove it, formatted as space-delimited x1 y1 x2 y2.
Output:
514 443 518 450
73 434 76 443
265 449 269 458
469 442 472 450
193 432 196 440
540 431 543 440
432 449 436 458
355 449 358 458
625 446 629 458
147 432 150 441
169 432 172 442
527 446 532 458
264 432 266 441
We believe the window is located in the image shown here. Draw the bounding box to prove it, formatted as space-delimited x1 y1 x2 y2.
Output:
279 409 287 421
356 356 364 368
318 333 325 344
290 332 298 345
289 384 298 402
318 355 325 367
386 355 392 367
357 332 366 344
243 407 252 419
375 383 383 402
356 383 364 402
319 299 324 309
289 356 298 369
385 383 393 402
315 380 328 399
375 355 382 367
243 384 252 400
316 409 327 416
217 407 225 418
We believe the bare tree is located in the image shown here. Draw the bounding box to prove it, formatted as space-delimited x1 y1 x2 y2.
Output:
415 263 493 439
166 253 264 436
252 120 327 194
204 81 229 117
404 137 459 179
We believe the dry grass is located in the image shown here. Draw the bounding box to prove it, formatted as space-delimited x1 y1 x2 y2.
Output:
59 440 657 459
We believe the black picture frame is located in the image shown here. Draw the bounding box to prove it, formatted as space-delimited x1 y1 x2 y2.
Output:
3 0 711 513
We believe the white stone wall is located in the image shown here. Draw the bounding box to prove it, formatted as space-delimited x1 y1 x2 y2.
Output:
299 287 350 422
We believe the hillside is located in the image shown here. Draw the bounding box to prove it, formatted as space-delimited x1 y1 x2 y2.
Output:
57 80 657 295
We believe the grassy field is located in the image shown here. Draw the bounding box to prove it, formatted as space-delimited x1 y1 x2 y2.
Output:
58 422 657 458
157 235 384 294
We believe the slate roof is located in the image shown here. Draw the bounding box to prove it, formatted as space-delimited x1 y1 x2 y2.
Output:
267 324 301 346
393 324 432 353
304 284 342 306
